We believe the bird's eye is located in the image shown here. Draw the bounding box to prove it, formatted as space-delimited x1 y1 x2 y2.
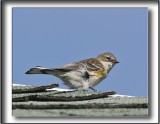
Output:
106 56 111 60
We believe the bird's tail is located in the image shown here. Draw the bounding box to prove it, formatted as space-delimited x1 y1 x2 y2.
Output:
25 66 50 74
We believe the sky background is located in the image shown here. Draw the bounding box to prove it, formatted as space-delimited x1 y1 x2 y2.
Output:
13 8 148 96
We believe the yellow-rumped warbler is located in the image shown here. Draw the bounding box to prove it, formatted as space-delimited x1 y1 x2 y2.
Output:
26 52 119 91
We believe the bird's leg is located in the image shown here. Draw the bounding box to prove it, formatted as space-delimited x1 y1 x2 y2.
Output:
89 87 97 92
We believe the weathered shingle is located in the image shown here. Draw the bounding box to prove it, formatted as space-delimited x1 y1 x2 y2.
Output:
12 84 148 117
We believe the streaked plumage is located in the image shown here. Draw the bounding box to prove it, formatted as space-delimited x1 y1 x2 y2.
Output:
26 52 119 90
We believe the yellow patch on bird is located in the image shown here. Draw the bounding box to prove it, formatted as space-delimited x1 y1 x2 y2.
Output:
96 71 105 77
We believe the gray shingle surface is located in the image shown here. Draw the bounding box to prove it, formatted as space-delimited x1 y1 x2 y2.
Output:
12 84 148 117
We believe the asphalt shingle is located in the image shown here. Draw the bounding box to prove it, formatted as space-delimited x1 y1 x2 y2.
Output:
12 84 148 117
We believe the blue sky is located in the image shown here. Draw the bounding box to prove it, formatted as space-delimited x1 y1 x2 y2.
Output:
13 8 148 96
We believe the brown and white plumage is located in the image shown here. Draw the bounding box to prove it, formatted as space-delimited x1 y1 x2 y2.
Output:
26 52 119 90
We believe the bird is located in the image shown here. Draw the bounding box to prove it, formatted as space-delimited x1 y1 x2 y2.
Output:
26 52 119 91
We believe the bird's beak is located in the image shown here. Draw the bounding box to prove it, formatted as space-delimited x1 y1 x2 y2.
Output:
114 61 119 64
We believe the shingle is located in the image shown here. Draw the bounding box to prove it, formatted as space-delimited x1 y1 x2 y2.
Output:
12 84 148 117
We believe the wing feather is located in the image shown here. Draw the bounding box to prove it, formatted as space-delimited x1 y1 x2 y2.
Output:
47 58 104 74
78 58 104 71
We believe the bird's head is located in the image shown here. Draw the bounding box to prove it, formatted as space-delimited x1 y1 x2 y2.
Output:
97 52 119 70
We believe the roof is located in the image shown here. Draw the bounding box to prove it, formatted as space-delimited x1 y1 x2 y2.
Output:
12 83 148 117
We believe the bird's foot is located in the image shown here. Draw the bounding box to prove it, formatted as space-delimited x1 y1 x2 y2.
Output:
89 87 98 92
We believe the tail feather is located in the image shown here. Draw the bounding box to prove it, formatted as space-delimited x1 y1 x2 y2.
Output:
26 66 71 75
25 66 49 74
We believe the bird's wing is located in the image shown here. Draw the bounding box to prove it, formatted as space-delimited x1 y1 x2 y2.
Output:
53 63 80 72
51 58 104 73
78 58 104 72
